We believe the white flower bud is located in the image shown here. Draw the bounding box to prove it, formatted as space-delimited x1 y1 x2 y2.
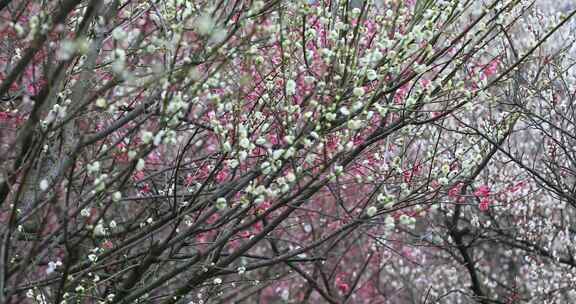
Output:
216 197 227 209
112 27 127 40
81 208 91 217
366 69 378 81
220 141 231 152
286 79 297 96
353 87 365 97
366 206 377 217
141 131 154 144
112 191 122 202
95 98 107 108
239 138 250 149
272 149 284 160
228 159 239 169
39 179 49 191
136 159 145 171
347 119 363 130
94 222 106 236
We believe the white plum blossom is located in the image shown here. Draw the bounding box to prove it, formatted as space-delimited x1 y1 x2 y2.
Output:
366 206 378 217
57 40 76 60
95 98 107 108
353 87 365 97
366 69 378 81
285 79 297 96
39 179 49 191
81 208 91 217
112 191 122 202
195 14 215 35
347 119 363 130
136 158 146 171
239 138 250 149
88 254 98 263
141 131 154 144
216 197 227 209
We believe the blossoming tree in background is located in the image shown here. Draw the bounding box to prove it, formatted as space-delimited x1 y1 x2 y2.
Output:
1 0 576 303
